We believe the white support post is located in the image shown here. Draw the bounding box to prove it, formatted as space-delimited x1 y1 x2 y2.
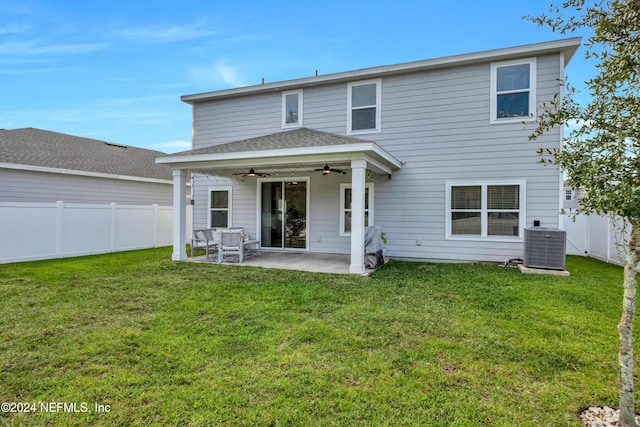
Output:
172 169 187 261
350 160 367 274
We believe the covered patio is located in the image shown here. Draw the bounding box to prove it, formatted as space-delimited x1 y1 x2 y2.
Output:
189 251 381 275
156 128 402 275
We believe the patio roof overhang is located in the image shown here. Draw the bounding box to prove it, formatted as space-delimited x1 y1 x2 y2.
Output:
157 128 403 275
156 128 403 175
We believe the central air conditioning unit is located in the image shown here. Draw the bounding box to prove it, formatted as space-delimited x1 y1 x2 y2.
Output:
523 227 567 270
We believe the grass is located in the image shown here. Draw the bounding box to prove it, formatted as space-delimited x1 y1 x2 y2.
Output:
0 248 632 426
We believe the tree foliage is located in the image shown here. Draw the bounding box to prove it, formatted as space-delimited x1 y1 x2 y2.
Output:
528 1 640 425
529 0 640 220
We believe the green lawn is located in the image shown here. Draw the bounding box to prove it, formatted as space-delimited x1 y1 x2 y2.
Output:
0 248 632 426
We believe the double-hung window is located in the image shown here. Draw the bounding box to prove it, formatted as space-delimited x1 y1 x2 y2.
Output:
490 58 536 123
282 90 303 128
209 187 232 228
340 183 373 235
347 79 381 134
446 181 525 240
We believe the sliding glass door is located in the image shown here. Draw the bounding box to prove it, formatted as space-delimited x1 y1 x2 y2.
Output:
260 180 307 249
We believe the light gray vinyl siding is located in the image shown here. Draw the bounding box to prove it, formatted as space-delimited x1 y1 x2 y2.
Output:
0 169 173 205
193 94 283 148
308 172 351 254
190 52 565 263
368 54 562 263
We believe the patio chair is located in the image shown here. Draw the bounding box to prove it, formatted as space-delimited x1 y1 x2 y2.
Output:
191 229 219 259
218 229 244 263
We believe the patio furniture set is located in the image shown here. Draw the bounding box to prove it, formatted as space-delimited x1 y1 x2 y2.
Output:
190 228 260 263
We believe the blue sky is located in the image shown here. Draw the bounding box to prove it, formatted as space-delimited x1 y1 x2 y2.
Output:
0 0 593 153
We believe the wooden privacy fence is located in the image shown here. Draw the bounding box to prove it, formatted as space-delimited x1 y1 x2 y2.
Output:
0 202 191 264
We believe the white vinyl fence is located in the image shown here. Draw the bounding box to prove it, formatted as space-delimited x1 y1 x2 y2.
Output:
0 201 192 264
563 213 630 266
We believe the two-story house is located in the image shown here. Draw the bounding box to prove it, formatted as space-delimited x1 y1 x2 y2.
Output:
158 37 581 274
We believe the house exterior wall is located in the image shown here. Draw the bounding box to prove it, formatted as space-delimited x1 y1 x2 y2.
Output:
190 52 565 262
0 168 173 205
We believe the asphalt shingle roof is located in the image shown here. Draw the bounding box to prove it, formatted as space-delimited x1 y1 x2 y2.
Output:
164 127 373 158
0 127 173 181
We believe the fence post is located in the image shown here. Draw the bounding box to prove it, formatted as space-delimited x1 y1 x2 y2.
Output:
607 216 612 264
111 202 117 253
152 204 158 248
56 201 64 258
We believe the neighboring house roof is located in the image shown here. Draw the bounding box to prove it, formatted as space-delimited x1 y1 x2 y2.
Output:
0 127 173 182
182 37 582 104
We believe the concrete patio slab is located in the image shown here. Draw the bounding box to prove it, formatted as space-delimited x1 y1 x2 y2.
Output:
189 251 379 276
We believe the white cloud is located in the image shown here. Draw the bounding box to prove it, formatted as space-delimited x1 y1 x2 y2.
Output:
0 23 34 35
188 62 247 87
152 140 192 153
92 95 175 107
117 19 218 43
0 39 105 55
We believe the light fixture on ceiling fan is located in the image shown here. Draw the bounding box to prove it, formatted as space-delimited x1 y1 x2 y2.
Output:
314 164 346 175
232 168 270 178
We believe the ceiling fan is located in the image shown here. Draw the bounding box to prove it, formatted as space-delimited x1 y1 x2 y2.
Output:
232 168 270 178
314 164 347 175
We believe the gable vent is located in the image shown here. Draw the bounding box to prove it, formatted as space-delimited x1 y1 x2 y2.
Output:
523 227 566 270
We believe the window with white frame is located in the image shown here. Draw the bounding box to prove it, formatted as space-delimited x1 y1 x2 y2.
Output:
340 183 373 235
209 187 232 228
490 58 536 123
446 181 525 239
282 90 303 127
347 79 381 134
565 189 573 201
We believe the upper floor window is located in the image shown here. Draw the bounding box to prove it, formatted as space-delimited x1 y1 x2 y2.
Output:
282 90 303 128
565 189 573 201
347 79 381 134
490 58 536 124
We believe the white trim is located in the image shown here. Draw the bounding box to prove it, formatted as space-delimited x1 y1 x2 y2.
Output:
255 176 310 251
558 52 566 231
339 182 374 236
282 89 303 128
172 170 188 261
207 186 233 228
0 162 174 185
490 57 537 124
445 179 526 242
349 160 367 274
347 79 382 135
181 38 581 104
156 142 402 171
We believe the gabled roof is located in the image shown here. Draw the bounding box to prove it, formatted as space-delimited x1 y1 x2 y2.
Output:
165 127 375 157
182 37 582 104
157 128 402 175
0 127 173 182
